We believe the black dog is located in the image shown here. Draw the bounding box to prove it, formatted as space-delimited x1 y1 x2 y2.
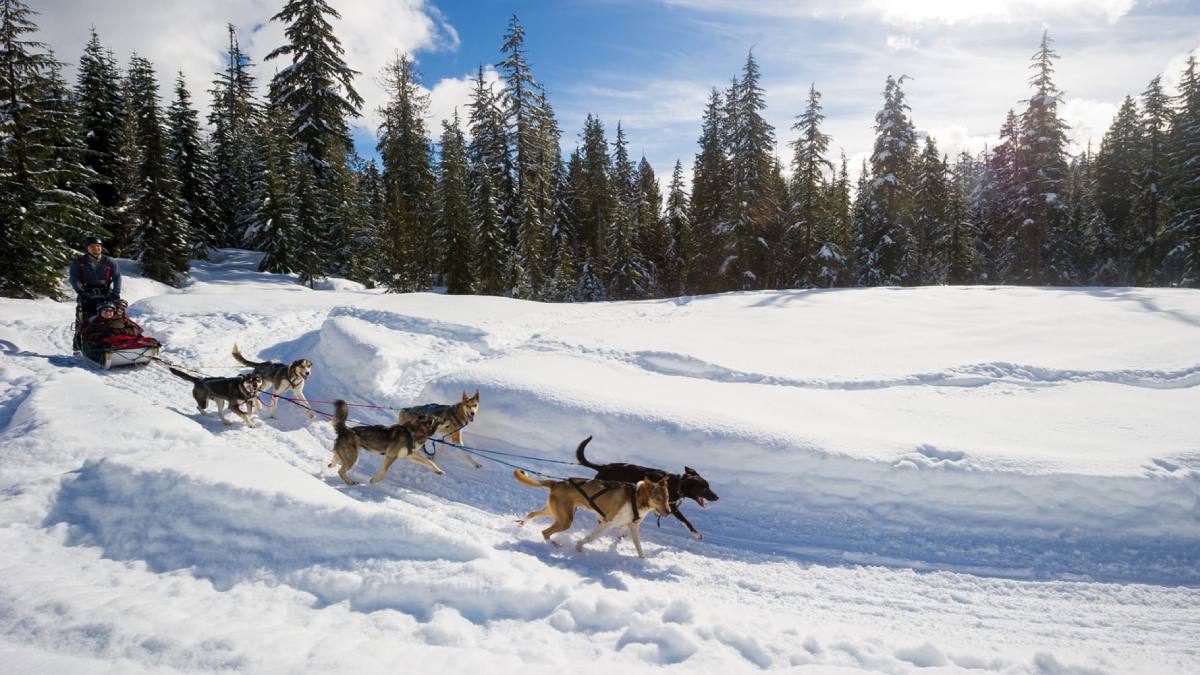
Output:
575 436 719 540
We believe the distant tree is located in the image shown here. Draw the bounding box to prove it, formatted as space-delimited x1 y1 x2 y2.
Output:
1164 55 1200 286
1092 96 1143 284
663 160 693 295
208 25 260 247
909 136 949 285
854 75 916 286
788 83 834 286
74 28 125 244
438 112 476 294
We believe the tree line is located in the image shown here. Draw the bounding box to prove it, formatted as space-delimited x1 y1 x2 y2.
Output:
2 0 1198 301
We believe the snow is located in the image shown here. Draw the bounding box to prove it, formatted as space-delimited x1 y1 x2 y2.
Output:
1 248 1198 673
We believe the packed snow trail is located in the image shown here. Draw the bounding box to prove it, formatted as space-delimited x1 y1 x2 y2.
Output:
1 250 1197 673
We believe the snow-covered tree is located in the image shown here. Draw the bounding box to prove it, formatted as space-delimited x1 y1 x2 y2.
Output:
124 55 189 285
1164 55 1200 286
788 83 834 286
908 136 949 285
854 75 916 286
663 159 693 295
690 88 729 294
438 112 476 294
1092 96 1143 284
208 24 260 247
467 65 509 296
74 28 125 242
166 72 217 258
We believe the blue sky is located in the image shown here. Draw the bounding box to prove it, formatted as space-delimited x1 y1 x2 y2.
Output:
35 0 1200 186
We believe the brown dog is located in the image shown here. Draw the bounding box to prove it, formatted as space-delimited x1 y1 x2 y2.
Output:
328 400 443 485
397 390 481 468
514 469 672 558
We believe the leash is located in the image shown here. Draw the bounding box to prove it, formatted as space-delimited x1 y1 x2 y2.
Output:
428 437 581 467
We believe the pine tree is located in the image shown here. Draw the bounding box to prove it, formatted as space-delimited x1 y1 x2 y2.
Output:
74 28 125 244
497 15 547 294
690 88 729 294
1018 31 1071 284
1092 96 1143 284
981 111 1024 283
438 112 476 294
724 51 776 290
944 152 980 285
253 105 300 275
377 53 434 291
788 83 834 286
1137 74 1172 284
467 65 509 296
265 0 363 177
166 72 217 258
329 154 378 284
855 75 916 286
663 160 693 295
577 114 613 300
124 55 190 285
635 157 668 295
607 122 653 298
909 136 949 285
1164 55 1200 286
0 0 104 297
291 148 325 287
208 25 260 248
816 152 852 287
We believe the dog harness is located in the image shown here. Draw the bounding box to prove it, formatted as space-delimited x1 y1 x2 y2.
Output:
568 479 638 523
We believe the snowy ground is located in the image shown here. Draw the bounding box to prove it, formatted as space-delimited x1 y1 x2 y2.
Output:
1 249 1197 674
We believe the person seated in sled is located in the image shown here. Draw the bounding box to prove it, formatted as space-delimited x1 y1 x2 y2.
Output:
80 301 143 347
69 235 122 320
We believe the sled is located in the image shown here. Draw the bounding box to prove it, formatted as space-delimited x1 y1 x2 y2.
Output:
77 335 162 370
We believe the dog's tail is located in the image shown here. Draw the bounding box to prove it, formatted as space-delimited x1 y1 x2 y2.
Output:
168 366 201 384
332 399 349 435
231 343 265 368
574 436 601 469
513 470 556 489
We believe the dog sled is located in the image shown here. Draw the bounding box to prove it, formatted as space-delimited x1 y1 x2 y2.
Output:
77 334 162 369
71 297 162 370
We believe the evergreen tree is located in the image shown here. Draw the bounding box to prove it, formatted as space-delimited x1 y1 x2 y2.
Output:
690 88 729 294
982 111 1024 283
253 105 300 275
265 0 363 177
74 28 125 243
663 159 693 295
166 72 217 258
290 147 325 287
1092 96 1143 284
944 152 980 285
577 114 613 300
788 83 834 286
376 53 434 291
635 157 668 295
124 55 189 285
816 152 852 287
329 154 378 284
607 122 653 298
467 65 509 296
855 75 916 286
497 15 548 294
909 136 949 285
724 51 776 289
1164 55 1200 286
1018 31 1071 283
438 112 476 294
208 25 260 247
1137 74 1172 284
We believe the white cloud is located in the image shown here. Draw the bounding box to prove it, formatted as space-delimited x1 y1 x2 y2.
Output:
862 0 1137 26
424 66 502 139
886 34 919 51
1162 45 1200 96
660 0 1139 24
1060 98 1118 151
921 124 998 158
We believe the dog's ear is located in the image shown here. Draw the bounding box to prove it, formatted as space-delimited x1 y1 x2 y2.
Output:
684 466 697 475
462 390 468 401
473 388 480 401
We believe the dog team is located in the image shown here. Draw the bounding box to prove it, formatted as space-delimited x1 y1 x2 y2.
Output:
168 344 719 558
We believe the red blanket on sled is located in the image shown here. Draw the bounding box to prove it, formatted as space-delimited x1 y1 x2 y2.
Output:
98 334 160 350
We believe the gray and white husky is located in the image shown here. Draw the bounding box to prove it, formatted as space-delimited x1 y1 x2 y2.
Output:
231 343 314 419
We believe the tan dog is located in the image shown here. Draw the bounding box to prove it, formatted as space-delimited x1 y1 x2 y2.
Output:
232 343 314 420
514 469 672 558
397 390 481 468
328 399 443 485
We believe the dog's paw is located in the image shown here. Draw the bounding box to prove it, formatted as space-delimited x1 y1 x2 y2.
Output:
515 519 526 527
692 531 704 541
369 475 385 485
549 539 561 547
574 542 585 552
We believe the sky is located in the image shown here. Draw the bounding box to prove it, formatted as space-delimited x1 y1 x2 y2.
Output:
31 0 1200 186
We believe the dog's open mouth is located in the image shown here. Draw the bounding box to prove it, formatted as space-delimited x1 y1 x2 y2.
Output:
698 497 708 508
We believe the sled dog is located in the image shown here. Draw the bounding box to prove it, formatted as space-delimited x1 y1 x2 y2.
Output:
397 389 482 468
575 436 719 540
514 466 672 558
328 400 443 485
169 367 263 428
231 343 314 419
